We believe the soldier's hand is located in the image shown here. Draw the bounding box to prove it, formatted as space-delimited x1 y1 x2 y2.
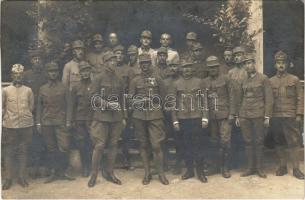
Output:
263 117 270 128
296 115 302 129
228 115 235 125
108 102 120 109
173 121 180 131
202 118 208 129
36 124 42 134
235 117 240 127
122 119 127 127
66 121 73 130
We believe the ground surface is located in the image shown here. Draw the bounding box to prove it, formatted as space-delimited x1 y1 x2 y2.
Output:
2 163 304 199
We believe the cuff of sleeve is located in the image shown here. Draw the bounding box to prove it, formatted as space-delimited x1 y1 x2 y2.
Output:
173 121 179 125
202 118 208 123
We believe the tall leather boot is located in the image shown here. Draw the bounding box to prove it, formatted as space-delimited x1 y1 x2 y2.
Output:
155 151 169 185
290 147 304 179
195 159 207 183
256 145 266 178
222 148 231 178
58 152 75 181
45 152 60 184
275 146 288 176
140 149 152 185
88 144 103 187
241 146 255 177
18 143 29 187
3 145 13 190
181 160 195 180
79 143 90 177
205 142 220 176
106 147 122 185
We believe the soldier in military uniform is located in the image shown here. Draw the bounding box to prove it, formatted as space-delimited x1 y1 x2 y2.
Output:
228 46 247 84
127 45 141 76
36 62 75 183
237 54 273 178
88 51 125 187
270 50 304 179
63 40 85 91
129 54 169 185
113 44 135 170
227 46 248 169
189 43 208 79
86 34 108 77
138 30 156 66
67 61 93 177
170 61 209 183
54 43 72 78
107 32 122 52
180 32 198 60
153 33 180 65
155 47 182 174
204 56 236 178
23 47 48 178
2 64 34 190
222 49 234 74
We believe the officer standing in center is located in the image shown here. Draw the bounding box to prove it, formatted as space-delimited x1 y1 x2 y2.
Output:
88 51 125 187
170 61 209 183
204 56 236 178
237 53 273 178
129 54 169 185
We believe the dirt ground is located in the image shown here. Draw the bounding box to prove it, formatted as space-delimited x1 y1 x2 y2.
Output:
2 162 304 199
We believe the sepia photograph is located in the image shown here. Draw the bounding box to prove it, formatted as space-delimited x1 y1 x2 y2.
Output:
1 0 304 199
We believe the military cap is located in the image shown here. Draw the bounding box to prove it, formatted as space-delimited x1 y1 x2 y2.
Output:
63 43 71 52
28 49 43 57
103 51 116 62
45 62 59 71
206 56 220 67
127 45 138 54
224 49 233 55
168 60 180 67
243 53 255 62
180 60 193 68
192 42 203 51
71 40 85 49
79 61 91 71
141 30 152 38
186 32 197 40
11 64 24 73
113 45 125 52
274 50 288 61
138 54 152 63
92 34 103 42
157 47 168 55
232 46 245 54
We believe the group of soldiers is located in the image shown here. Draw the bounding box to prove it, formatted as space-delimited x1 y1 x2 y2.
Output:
2 30 304 190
